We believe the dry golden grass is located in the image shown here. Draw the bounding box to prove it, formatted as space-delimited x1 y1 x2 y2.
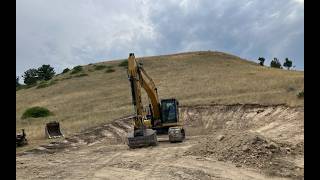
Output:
16 51 304 151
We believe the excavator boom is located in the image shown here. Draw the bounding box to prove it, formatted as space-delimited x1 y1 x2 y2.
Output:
127 53 158 148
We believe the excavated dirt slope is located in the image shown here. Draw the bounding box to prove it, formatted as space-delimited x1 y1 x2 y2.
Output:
16 104 304 179
182 104 304 178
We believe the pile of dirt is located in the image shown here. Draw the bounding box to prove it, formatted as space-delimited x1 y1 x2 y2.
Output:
180 104 304 179
184 131 304 179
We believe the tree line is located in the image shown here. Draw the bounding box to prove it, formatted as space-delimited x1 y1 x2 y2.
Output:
257 57 294 70
16 57 296 87
16 64 55 87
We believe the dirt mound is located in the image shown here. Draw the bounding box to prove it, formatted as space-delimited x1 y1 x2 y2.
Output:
180 104 303 179
185 131 304 179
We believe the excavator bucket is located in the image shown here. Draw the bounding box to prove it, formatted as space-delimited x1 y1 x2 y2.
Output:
127 129 158 148
16 129 28 147
45 121 64 139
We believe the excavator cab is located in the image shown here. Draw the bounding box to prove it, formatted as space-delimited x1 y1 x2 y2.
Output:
161 99 185 142
160 99 179 124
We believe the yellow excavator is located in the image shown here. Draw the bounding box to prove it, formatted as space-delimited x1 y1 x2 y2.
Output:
127 53 185 148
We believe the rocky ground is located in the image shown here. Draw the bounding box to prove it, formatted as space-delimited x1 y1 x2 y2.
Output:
16 104 304 180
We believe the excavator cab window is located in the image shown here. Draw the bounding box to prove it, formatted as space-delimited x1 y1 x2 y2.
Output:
160 99 179 124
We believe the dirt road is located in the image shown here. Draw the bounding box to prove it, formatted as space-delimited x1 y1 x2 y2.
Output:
16 104 304 179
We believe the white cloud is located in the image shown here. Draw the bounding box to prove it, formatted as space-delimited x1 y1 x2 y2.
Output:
294 0 304 4
16 0 304 78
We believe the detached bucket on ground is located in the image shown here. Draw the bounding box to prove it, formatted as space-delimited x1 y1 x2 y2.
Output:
16 129 28 147
45 121 64 139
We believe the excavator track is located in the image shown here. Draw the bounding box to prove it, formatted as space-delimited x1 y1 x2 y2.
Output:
127 129 158 148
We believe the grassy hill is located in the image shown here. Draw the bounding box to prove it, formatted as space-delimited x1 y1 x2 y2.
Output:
16 51 304 150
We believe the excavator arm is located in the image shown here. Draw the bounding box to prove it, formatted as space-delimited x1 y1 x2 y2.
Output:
127 53 143 129
139 65 161 120
127 53 160 129
127 53 159 147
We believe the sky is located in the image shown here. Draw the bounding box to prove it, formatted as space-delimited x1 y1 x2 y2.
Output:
16 0 304 78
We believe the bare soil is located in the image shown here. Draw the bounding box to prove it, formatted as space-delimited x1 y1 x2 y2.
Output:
16 104 304 180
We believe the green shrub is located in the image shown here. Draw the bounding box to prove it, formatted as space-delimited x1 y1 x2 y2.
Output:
118 60 128 67
21 106 52 119
94 65 107 70
283 58 293 70
105 69 115 73
71 66 83 74
37 64 55 81
22 68 39 85
16 76 20 87
62 68 70 74
258 57 265 66
270 58 282 69
297 91 304 98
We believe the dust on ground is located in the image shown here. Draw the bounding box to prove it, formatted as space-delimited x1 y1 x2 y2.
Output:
16 104 304 180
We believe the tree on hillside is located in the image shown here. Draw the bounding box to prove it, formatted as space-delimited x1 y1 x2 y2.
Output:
37 64 55 81
270 58 282 69
283 58 293 70
16 76 20 87
22 68 38 85
62 68 70 74
258 57 265 66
